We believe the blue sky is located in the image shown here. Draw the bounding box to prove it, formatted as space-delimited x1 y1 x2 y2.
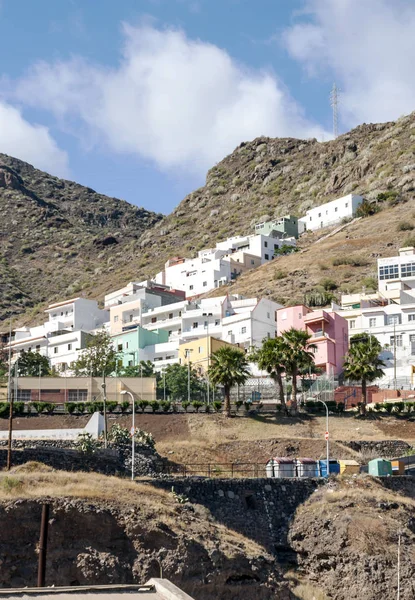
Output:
0 0 414 214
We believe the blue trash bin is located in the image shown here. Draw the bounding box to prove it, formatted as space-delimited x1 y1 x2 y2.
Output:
319 459 340 477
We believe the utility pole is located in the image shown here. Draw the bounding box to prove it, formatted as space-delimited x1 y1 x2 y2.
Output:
163 370 166 402
397 533 401 600
102 370 107 448
393 321 397 390
37 504 50 587
6 319 13 471
330 83 340 139
38 364 41 402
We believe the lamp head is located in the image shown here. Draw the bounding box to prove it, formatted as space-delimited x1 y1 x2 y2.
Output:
120 390 127 396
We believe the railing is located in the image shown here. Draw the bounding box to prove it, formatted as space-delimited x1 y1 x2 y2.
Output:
160 462 269 478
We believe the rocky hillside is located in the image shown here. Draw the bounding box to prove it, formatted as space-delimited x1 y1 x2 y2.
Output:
0 154 162 322
2 111 415 325
0 467 287 599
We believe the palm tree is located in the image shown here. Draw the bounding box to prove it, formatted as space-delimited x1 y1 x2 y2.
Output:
343 333 385 415
281 328 317 414
250 337 289 414
208 346 250 417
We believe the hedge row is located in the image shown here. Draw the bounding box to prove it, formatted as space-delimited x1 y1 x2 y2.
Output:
373 401 415 414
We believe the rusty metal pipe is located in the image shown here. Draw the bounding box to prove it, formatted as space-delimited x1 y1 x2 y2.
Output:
37 504 50 587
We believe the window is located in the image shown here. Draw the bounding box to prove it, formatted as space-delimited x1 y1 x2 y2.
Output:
151 317 157 323
129 314 133 322
228 330 232 336
410 334 415 355
369 318 376 328
265 254 269 260
267 332 271 339
68 390 88 402
125 342 129 349
54 347 58 354
241 326 247 334
169 313 173 319
267 312 270 319
274 244 278 250
379 264 399 280
203 281 207 287
350 320 356 329
390 334 403 347
264 241 268 248
204 321 208 327
309 216 312 221
251 260 255 265
114 315 119 323
36 345 40 352
68 344 72 351
409 314 415 321
318 213 321 217
215 319 220 326
334 207 338 212
401 262 415 278
298 313 302 319
17 390 31 402
117 344 123 351
387 314 401 325
198 346 203 353
128 360 133 366
168 331 172 336
193 322 198 329
189 285 194 290
28 347 32 352
345 202 348 208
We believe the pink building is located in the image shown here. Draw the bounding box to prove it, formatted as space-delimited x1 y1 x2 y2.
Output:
276 305 349 376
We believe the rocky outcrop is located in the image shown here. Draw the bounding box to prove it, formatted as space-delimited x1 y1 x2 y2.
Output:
0 497 288 599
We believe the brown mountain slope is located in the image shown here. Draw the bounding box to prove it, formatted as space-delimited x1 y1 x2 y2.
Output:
0 154 162 322
88 111 415 307
2 111 415 325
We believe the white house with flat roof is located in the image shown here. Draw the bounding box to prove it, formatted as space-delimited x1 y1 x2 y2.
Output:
298 194 363 232
6 298 109 372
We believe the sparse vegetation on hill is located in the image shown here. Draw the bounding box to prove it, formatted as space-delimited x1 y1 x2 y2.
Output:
2 112 415 324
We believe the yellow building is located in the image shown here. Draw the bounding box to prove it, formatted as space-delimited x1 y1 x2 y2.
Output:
178 336 241 374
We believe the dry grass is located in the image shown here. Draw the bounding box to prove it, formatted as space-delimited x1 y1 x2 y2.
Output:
0 464 169 506
0 464 267 557
292 583 329 600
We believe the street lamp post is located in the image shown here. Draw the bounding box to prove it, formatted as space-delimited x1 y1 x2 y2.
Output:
121 390 135 481
186 348 193 403
315 396 329 477
203 312 213 404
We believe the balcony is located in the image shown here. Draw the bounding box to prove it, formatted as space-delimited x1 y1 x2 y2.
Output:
304 310 329 325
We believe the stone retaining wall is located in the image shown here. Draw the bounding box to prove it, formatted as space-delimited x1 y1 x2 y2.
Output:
340 439 412 458
152 477 323 553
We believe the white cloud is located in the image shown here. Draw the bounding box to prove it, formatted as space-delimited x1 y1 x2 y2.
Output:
13 23 328 175
284 0 415 127
0 101 69 176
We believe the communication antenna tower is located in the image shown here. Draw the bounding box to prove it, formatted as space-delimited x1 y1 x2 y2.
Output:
330 83 340 138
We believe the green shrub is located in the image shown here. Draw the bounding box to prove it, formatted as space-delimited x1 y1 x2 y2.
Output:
119 400 130 413
377 190 400 206
32 402 54 415
13 402 25 416
204 403 211 413
107 423 130 446
274 270 287 280
77 432 98 454
86 402 96 414
93 401 104 413
356 200 381 218
320 278 338 291
213 401 222 412
134 428 155 448
244 401 252 412
374 403 383 411
0 402 9 418
150 400 160 413
138 399 149 412
1 476 23 493
76 402 86 414
182 401 190 412
393 401 405 413
304 290 336 307
106 401 118 413
235 400 243 412
160 400 171 413
397 222 414 231
332 256 369 267
192 401 203 413
336 403 345 414
403 236 415 248
382 402 394 414
66 402 77 415
305 400 316 409
361 277 378 291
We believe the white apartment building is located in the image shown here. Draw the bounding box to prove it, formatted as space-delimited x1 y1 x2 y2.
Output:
114 295 282 371
153 233 296 298
299 194 363 232
337 247 415 386
7 298 109 372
